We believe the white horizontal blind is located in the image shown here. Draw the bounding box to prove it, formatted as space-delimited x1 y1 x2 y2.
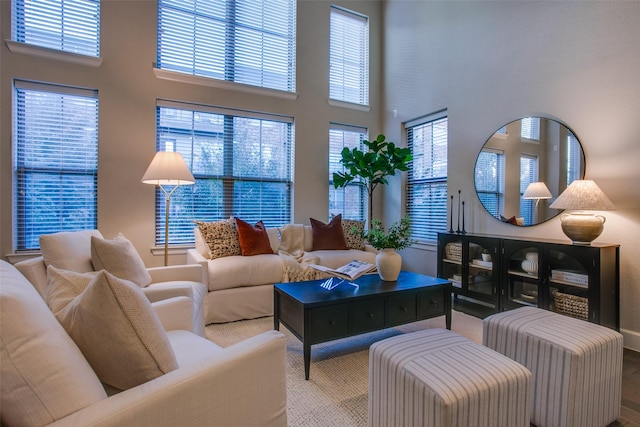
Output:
14 80 98 250
12 0 100 57
329 6 369 105
519 155 537 225
329 124 367 222
521 116 540 140
155 101 293 245
157 0 296 92
475 149 504 219
406 113 448 243
567 131 582 185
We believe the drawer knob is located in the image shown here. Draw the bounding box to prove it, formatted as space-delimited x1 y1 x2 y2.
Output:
329 320 337 327
430 299 438 305
367 313 375 319
400 306 408 312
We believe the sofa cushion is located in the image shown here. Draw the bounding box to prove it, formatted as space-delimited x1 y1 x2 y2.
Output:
40 229 103 272
235 218 274 256
47 267 179 391
0 261 107 427
341 219 366 250
167 330 223 366
207 254 283 291
91 233 152 287
196 218 242 259
310 214 348 250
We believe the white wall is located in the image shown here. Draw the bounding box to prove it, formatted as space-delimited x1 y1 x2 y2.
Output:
383 1 640 348
0 1 383 262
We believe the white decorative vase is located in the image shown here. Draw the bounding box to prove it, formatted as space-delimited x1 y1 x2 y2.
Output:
376 248 402 281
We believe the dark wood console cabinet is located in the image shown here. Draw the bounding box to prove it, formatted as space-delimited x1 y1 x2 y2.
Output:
437 233 619 330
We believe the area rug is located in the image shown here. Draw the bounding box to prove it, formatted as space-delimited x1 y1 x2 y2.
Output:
206 310 483 426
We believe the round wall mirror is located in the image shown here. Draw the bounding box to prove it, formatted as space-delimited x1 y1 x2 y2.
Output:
474 117 585 226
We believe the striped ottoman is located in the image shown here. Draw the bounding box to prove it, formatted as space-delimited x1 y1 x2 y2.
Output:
369 328 531 427
483 306 623 427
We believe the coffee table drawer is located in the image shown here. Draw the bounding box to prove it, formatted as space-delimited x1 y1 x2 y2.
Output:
309 305 349 343
419 290 446 318
351 298 385 334
387 293 417 326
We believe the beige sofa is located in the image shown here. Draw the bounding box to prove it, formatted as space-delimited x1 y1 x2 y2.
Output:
188 223 378 324
0 259 288 427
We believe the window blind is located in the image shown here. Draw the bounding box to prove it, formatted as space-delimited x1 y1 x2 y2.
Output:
406 113 448 243
329 124 367 222
14 80 98 250
155 101 293 245
567 131 582 185
521 116 540 140
475 149 504 219
157 0 296 93
519 155 538 225
12 0 100 57
329 6 369 106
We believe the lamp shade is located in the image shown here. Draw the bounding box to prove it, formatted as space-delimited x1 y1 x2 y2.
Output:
523 182 552 200
141 151 195 186
549 180 615 211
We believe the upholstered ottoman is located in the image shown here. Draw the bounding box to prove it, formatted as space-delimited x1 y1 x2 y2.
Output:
369 328 531 427
483 306 623 427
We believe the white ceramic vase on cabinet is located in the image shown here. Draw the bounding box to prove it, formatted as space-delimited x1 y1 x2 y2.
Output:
376 249 402 281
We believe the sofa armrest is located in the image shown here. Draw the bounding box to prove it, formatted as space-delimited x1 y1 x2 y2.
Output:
151 297 194 332
186 248 209 285
147 264 203 284
49 331 288 427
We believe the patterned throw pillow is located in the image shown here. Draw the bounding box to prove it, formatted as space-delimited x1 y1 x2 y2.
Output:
195 218 241 259
341 219 365 250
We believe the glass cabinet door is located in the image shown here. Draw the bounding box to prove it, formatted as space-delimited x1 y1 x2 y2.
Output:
502 241 542 310
466 240 496 299
440 238 463 291
547 247 591 321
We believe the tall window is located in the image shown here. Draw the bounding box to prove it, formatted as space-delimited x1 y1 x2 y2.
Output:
14 81 98 250
157 0 296 93
520 116 540 140
475 149 505 219
329 124 367 221
519 155 538 225
329 6 369 106
567 131 582 185
406 112 448 243
12 0 101 57
155 101 293 245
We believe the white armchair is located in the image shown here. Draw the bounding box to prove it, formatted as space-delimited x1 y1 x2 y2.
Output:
14 230 207 336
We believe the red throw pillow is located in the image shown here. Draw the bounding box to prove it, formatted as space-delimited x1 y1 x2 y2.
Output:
234 218 274 256
310 214 349 250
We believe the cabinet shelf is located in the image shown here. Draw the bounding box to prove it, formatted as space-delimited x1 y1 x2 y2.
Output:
438 232 619 330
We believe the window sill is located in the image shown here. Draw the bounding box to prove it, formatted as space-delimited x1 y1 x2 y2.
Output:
153 68 298 101
150 245 195 257
5 251 41 265
328 98 371 112
5 40 103 67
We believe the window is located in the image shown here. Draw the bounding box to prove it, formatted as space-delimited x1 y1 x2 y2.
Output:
329 6 369 106
157 0 296 93
520 116 540 140
406 112 448 243
12 0 101 57
329 124 367 222
519 155 538 225
475 149 505 219
567 131 582 185
155 101 293 245
14 80 98 250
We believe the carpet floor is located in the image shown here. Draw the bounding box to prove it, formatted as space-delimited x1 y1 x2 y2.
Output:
206 310 483 426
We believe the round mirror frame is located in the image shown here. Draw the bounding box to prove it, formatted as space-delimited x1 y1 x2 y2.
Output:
474 117 586 226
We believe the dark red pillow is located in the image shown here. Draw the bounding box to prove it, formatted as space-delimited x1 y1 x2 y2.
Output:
234 218 274 256
310 214 348 251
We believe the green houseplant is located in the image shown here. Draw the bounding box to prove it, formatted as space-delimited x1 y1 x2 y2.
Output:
364 216 415 251
333 134 412 225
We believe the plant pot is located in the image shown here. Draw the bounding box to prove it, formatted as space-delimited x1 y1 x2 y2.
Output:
376 248 402 281
481 253 491 262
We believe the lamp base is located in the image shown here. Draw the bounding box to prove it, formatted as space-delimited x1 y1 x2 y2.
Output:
559 212 606 245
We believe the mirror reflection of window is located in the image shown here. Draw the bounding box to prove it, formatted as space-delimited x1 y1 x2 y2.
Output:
520 117 540 140
475 149 505 218
519 155 538 225
567 132 581 185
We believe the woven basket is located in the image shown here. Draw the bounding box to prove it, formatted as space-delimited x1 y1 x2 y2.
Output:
554 291 588 320
444 242 462 262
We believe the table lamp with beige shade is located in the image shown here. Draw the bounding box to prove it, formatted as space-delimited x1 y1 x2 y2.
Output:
142 151 195 265
549 179 615 245
523 182 552 207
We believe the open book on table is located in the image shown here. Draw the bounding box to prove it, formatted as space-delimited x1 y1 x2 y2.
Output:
309 260 377 281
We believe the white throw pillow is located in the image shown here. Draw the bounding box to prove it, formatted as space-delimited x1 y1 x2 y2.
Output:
91 233 152 287
40 229 103 272
47 267 179 391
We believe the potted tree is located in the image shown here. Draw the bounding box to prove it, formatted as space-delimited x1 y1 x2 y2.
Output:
332 134 412 226
363 216 415 281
